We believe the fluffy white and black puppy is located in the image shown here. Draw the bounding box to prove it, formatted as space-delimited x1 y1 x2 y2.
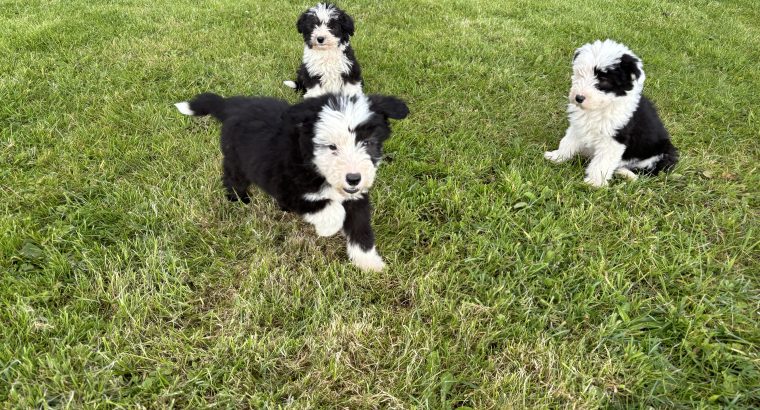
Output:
544 39 678 187
283 3 363 98
174 92 407 271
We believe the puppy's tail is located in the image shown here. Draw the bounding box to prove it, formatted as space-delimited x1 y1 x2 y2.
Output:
175 93 227 121
651 146 679 175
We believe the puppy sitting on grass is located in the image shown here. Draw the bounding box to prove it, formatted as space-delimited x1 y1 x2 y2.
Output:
283 3 363 98
545 39 678 187
175 92 408 271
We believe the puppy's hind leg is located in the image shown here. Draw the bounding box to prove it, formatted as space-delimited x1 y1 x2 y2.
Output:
303 84 325 99
222 160 250 203
341 82 363 96
614 168 639 181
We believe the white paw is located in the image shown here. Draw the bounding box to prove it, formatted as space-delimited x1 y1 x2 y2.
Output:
174 102 194 116
283 80 297 89
304 202 345 237
544 150 566 163
348 245 385 272
584 174 608 187
341 82 364 96
614 168 639 181
303 86 324 99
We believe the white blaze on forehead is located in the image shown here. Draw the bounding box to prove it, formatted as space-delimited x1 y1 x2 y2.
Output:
574 39 641 72
311 3 336 23
316 95 373 137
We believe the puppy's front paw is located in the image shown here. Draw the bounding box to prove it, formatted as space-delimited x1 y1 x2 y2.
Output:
283 80 297 89
583 174 608 187
354 253 385 272
304 203 345 237
544 150 567 163
348 245 385 272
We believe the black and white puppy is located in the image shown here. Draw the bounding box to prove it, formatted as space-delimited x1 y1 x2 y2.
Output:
544 39 678 187
283 3 363 98
174 93 407 271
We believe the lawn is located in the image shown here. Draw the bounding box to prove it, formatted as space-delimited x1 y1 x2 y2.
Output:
1 0 758 407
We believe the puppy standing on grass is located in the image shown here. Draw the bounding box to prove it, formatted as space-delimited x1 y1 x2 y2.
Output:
283 3 363 98
175 93 408 272
544 39 678 187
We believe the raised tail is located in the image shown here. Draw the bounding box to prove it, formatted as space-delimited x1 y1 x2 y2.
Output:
175 93 227 121
651 149 679 175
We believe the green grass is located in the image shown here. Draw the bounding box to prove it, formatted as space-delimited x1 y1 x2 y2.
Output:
1 0 759 407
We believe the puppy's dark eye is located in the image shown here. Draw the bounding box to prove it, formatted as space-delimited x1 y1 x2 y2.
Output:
328 144 337 151
597 80 612 90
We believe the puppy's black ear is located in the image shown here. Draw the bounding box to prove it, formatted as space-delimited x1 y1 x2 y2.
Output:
369 95 409 120
296 12 309 34
338 11 355 37
287 97 327 159
286 97 326 125
620 54 642 79
573 49 581 61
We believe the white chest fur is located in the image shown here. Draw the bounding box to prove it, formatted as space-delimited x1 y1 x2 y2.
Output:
302 186 347 237
568 95 641 152
303 44 353 94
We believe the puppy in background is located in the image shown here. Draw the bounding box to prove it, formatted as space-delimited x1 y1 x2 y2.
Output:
545 39 678 187
283 3 363 98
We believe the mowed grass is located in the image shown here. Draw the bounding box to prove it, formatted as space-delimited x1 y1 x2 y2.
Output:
1 0 759 407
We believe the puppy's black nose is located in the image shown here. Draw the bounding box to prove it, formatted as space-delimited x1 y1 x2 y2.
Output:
575 95 586 103
316 36 325 44
346 173 361 186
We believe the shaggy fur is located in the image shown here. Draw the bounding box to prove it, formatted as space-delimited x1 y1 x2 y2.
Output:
283 3 363 98
544 39 678 187
175 92 408 271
